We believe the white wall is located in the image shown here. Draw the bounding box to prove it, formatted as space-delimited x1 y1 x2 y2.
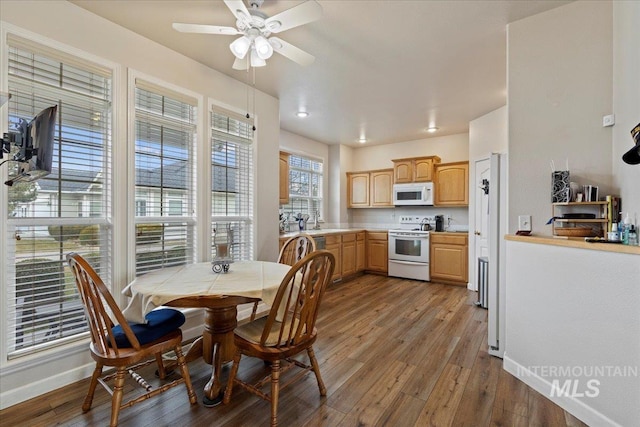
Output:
350 133 469 171
612 0 640 219
507 1 613 235
504 240 640 426
0 0 280 408
503 2 640 425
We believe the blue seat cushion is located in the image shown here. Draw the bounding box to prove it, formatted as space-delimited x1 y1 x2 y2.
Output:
111 308 185 348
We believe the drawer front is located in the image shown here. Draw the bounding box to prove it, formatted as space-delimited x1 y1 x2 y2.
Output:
342 233 356 243
366 231 388 241
430 234 467 245
356 231 366 241
325 234 341 245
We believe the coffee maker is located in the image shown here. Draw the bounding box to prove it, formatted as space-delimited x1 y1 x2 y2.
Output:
435 215 445 232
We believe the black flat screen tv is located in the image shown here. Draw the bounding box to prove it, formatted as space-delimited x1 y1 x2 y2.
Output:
6 105 57 186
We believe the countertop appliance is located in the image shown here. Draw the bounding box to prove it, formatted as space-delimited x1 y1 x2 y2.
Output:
393 183 434 206
435 215 445 232
388 216 434 281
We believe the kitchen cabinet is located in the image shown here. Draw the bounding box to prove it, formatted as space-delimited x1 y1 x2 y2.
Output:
370 170 393 207
341 233 356 277
325 234 342 282
347 169 393 208
434 161 469 206
430 233 468 285
392 156 441 183
279 152 289 205
347 172 369 207
366 231 388 274
356 232 366 272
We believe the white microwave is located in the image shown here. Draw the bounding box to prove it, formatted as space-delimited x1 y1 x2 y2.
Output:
393 183 434 206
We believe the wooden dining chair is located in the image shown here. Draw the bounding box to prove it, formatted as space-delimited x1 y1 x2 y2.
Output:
250 233 317 321
223 250 335 427
66 253 197 427
277 233 317 266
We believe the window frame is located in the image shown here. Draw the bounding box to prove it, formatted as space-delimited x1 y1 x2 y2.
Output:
127 70 203 282
0 26 117 360
281 152 324 224
208 101 255 261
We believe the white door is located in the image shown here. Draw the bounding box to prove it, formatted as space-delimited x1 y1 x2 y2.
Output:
474 158 491 289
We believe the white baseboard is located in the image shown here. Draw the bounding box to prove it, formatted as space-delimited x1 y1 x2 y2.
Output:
503 354 621 427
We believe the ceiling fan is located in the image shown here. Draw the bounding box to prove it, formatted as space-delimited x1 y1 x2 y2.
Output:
173 0 322 70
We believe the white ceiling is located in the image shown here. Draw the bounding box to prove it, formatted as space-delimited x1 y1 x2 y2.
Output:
70 0 569 147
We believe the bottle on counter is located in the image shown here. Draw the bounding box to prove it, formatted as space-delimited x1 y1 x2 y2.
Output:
621 212 631 244
628 225 638 246
608 222 620 242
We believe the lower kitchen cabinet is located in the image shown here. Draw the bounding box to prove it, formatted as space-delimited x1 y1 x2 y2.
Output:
356 232 366 272
341 233 356 277
366 231 388 274
430 233 468 285
325 234 342 282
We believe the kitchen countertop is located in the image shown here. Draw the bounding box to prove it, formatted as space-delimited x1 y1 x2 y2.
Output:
280 228 372 239
505 234 640 255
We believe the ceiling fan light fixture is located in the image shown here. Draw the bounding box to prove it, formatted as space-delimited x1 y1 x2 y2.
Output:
250 49 266 67
230 35 251 59
358 137 367 144
254 35 274 59
296 111 309 118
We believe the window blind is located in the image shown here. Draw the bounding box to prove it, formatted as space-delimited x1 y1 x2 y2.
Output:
281 154 323 220
134 84 196 275
211 108 253 261
5 40 112 357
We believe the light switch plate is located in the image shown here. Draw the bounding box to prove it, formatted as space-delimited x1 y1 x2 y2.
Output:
518 215 532 231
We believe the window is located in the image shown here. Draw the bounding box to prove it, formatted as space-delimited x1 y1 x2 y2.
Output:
210 108 253 261
4 35 112 357
281 154 323 220
133 80 197 275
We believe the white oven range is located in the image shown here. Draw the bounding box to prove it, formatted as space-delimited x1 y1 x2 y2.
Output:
388 216 433 281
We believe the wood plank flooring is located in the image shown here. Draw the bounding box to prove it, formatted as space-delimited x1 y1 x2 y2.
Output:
0 274 589 427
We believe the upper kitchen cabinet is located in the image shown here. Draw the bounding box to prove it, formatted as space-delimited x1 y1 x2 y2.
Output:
370 169 393 207
347 172 370 207
434 161 469 206
279 152 290 205
347 169 393 208
392 156 441 183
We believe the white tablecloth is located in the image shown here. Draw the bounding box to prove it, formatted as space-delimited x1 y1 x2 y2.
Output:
122 261 291 324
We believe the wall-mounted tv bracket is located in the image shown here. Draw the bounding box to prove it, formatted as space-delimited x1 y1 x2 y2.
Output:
0 119 29 163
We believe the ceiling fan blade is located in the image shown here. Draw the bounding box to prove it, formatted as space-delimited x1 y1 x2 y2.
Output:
264 0 323 33
269 37 315 66
172 23 239 35
223 0 252 24
232 57 249 70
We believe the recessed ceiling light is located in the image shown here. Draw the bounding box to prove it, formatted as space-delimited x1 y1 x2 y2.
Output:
427 126 439 133
296 111 309 118
358 138 367 144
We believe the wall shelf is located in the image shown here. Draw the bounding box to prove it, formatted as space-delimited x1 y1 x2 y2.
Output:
552 201 609 237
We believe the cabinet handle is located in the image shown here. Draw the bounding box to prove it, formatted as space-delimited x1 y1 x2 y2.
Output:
474 231 481 236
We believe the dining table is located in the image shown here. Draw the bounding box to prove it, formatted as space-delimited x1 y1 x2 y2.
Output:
122 260 291 407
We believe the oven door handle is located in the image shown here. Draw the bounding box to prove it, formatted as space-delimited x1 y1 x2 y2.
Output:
389 233 430 239
388 259 429 265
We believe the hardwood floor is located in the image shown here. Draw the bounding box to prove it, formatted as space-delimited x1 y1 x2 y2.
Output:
1 274 589 427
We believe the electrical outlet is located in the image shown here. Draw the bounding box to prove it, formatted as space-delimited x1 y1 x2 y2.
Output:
603 114 615 127
518 215 532 232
